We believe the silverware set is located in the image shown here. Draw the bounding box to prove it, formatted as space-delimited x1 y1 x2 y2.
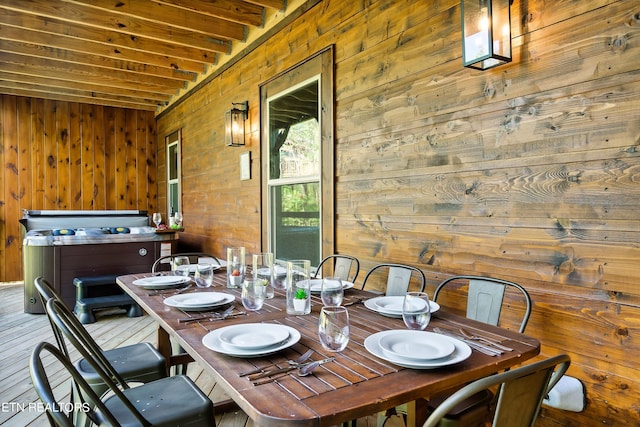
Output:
147 283 193 296
238 349 313 377
432 327 512 356
247 357 335 385
178 306 245 323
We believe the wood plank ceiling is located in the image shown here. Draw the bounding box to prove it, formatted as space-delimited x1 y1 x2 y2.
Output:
0 0 288 112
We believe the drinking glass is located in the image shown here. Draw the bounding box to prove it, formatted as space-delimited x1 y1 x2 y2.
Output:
321 277 344 306
173 212 183 227
402 291 431 330
172 256 191 276
285 260 311 315
318 306 350 352
226 247 246 288
253 253 275 299
194 264 214 288
241 279 266 311
152 212 162 228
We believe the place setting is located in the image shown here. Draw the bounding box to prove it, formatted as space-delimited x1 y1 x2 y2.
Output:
364 292 472 369
364 294 440 318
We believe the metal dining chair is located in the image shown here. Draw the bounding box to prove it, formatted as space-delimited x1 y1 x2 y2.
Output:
423 354 571 427
151 252 222 273
360 263 426 295
427 275 533 426
313 254 360 283
30 339 216 427
44 298 216 427
34 277 166 396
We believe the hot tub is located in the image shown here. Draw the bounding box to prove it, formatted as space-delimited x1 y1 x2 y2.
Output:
21 210 177 313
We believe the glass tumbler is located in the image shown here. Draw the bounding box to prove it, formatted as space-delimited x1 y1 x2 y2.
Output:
285 260 311 315
253 252 275 299
321 277 344 306
226 247 246 288
194 264 214 288
241 279 266 311
402 291 431 330
318 306 350 352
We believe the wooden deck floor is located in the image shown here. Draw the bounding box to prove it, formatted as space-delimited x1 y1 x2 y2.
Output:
0 284 389 427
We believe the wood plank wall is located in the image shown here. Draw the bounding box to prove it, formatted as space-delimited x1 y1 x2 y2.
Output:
157 1 640 425
0 96 157 281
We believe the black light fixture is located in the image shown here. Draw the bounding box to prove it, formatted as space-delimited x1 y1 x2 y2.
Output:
461 0 513 70
225 101 248 147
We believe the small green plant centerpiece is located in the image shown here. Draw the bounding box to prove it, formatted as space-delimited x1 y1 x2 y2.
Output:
293 288 308 312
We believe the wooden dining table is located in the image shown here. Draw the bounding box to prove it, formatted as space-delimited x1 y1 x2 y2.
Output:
116 270 540 427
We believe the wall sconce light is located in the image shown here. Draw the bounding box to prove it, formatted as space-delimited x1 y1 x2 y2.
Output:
225 101 248 147
461 0 513 70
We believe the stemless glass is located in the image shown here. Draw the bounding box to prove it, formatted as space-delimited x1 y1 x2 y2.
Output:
318 306 350 352
227 247 246 288
173 212 183 227
152 212 162 228
194 264 214 288
241 279 266 311
253 253 275 299
402 291 431 330
321 277 344 306
286 260 311 315
172 256 191 276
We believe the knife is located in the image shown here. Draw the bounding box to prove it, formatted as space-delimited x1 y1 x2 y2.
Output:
432 327 503 356
247 357 334 380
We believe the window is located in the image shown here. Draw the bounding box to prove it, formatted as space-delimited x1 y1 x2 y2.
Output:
166 129 181 218
260 48 334 267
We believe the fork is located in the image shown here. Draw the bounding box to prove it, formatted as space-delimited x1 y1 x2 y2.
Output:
458 328 514 352
238 349 314 377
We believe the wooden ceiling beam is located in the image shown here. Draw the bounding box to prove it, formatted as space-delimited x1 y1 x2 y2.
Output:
64 0 247 41
1 61 181 96
0 80 166 109
1 70 171 101
0 39 197 82
157 0 265 26
0 86 159 110
0 0 233 52
244 0 286 10
0 9 225 64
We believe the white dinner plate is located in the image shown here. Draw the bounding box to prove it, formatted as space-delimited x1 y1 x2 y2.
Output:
132 275 191 289
378 331 456 361
202 324 301 357
364 330 471 369
218 323 290 350
175 264 221 274
163 292 235 311
304 279 355 293
364 296 440 318
256 265 287 277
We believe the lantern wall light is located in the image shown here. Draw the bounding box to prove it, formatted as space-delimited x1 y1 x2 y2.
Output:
225 101 248 147
461 0 513 70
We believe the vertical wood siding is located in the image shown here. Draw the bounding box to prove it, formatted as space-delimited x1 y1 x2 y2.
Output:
157 0 640 425
0 96 157 281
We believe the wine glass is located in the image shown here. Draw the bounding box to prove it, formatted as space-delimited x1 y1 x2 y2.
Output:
152 212 162 228
172 256 191 276
318 306 350 352
194 264 214 288
402 291 431 330
241 279 266 311
173 212 183 228
321 277 344 306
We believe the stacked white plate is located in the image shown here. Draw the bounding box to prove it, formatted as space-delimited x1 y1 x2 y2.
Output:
132 275 190 289
303 279 355 293
364 330 472 369
174 263 221 275
364 296 440 318
163 292 235 311
202 323 301 357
